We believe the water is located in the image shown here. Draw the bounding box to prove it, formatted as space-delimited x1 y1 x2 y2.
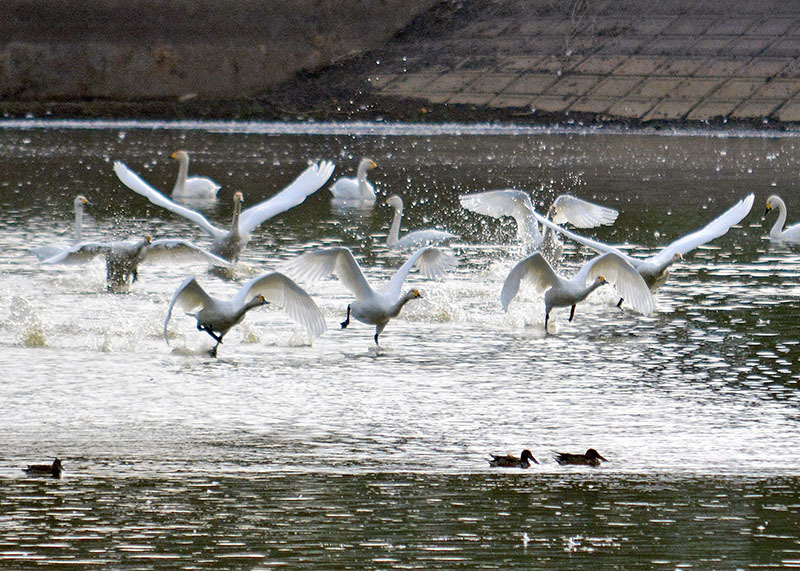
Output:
1 121 799 568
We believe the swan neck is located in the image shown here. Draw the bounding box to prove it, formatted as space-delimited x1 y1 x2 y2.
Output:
74 201 83 242
771 199 788 239
389 293 415 317
173 154 189 193
230 202 242 235
387 207 403 246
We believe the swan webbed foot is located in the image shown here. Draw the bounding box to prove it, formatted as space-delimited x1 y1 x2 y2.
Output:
568 305 576 322
209 344 219 358
617 298 624 311
340 304 351 329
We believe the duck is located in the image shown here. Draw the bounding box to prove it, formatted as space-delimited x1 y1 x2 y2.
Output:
460 189 618 260
40 235 231 291
32 195 89 262
385 194 458 250
171 150 221 199
284 245 455 345
23 458 63 478
114 160 335 262
501 251 654 332
488 449 538 468
555 448 608 467
164 271 326 357
329 158 378 202
764 194 800 244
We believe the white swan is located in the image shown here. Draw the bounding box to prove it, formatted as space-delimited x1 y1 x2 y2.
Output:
114 160 335 262
501 251 654 332
164 271 326 357
41 235 231 291
171 150 221 199
329 158 378 202
460 189 618 257
32 195 89 262
285 246 455 344
532 194 755 291
765 195 800 244
386 194 458 250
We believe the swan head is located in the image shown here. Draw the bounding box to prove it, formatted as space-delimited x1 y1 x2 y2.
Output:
361 158 377 170
171 150 189 162
596 275 608 285
404 288 422 301
251 294 269 307
673 252 683 262
386 194 404 212
74 195 89 207
585 449 607 462
765 195 782 216
144 234 153 245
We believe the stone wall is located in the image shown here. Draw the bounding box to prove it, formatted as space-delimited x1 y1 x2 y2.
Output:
0 0 440 101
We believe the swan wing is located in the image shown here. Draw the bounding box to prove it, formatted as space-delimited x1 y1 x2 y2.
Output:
649 193 754 267
174 176 221 198
582 252 655 315
146 239 233 267
236 271 327 338
40 241 110 264
500 252 560 311
283 247 374 300
385 246 456 298
392 229 459 250
164 276 212 345
531 209 633 262
460 190 541 246
32 244 67 262
238 161 335 235
113 161 223 238
551 194 619 228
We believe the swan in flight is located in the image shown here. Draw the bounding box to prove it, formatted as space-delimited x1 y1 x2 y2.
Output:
164 271 326 357
532 193 755 291
40 235 231 291
32 195 89 262
385 194 458 250
171 150 221 199
460 189 618 257
329 158 378 202
502 251 654 332
114 160 335 262
764 195 800 244
285 246 455 345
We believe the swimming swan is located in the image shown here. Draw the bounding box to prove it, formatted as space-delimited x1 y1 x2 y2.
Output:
501 251 654 332
164 271 326 357
764 195 800 244
285 245 456 345
386 194 458 250
114 160 335 262
532 194 755 290
329 158 378 202
32 195 89 262
171 150 221 199
460 189 618 257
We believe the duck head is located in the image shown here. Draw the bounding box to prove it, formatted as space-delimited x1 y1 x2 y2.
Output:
521 449 539 465
585 448 607 462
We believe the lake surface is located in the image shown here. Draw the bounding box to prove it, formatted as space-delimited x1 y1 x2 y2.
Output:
1 120 799 568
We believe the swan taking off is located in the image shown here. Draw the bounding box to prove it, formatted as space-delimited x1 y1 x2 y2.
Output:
40 235 231 291
329 158 378 202
114 160 335 262
32 195 89 262
164 271 326 357
532 193 755 290
385 194 458 250
765 195 800 245
284 245 456 345
171 150 221 199
501 251 654 332
460 189 618 258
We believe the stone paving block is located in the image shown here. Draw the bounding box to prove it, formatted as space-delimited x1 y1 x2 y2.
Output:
627 16 676 35
381 73 440 93
487 94 533 109
587 76 643 97
641 36 698 57
594 36 649 55
425 71 482 93
745 17 795 36
606 98 658 119
687 37 733 57
762 38 800 58
545 75 601 96
568 97 615 114
613 56 665 76
686 100 742 120
631 77 684 98
415 92 453 104
532 56 582 73
738 57 793 78
572 55 627 74
673 78 723 98
725 38 773 57
774 100 800 121
655 57 708 76
752 79 800 99
706 17 758 35
643 100 696 121
530 95 576 113
788 20 800 37
466 73 519 94
498 56 543 73
504 73 558 95
694 58 751 78
447 92 496 106
519 18 577 36
662 15 717 35
712 78 767 99
731 99 784 118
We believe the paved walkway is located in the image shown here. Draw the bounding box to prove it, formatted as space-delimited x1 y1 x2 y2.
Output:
360 0 800 124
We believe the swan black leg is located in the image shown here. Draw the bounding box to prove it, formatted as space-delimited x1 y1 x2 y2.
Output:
569 305 576 322
340 305 351 329
544 310 550 333
617 298 624 311
198 324 223 344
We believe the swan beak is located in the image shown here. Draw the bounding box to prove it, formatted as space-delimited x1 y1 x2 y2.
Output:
144 234 153 244
371 161 378 169
764 204 772 216
171 151 178 159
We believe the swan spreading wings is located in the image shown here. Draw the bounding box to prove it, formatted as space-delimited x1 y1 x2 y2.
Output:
114 160 335 262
